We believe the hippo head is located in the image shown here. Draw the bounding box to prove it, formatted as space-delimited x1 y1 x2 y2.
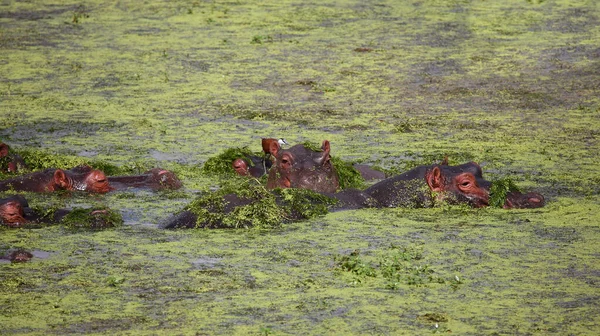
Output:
267 140 339 193
0 196 28 227
426 164 490 208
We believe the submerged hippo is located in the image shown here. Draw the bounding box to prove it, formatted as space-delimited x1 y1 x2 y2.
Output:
108 168 183 191
163 144 544 229
363 162 543 209
266 140 339 193
0 142 28 173
0 165 112 193
232 156 272 178
0 195 121 229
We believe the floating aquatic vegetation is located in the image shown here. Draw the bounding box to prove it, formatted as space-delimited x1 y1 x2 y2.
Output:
200 147 259 177
186 178 336 229
61 206 123 230
489 178 521 208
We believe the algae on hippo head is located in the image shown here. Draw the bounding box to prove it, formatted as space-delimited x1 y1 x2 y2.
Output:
200 147 262 177
61 206 123 230
185 177 336 229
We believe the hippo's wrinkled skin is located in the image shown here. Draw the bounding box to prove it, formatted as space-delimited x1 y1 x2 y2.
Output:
267 140 339 193
0 165 112 193
108 168 183 191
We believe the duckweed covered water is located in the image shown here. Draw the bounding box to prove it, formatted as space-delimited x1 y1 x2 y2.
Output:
1 0 599 334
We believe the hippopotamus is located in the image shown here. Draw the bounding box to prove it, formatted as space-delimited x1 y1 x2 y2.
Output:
266 140 339 193
108 168 183 191
0 165 112 193
232 156 272 178
0 195 70 227
165 140 340 229
0 195 121 229
364 162 490 208
0 250 34 263
0 142 28 173
352 164 386 181
163 144 545 229
364 162 544 209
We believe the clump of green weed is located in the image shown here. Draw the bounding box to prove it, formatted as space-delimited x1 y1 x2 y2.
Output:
274 188 337 219
186 178 336 229
61 207 123 230
187 178 283 229
334 245 451 289
14 148 128 175
331 157 365 190
379 245 443 289
489 178 521 208
201 147 259 177
334 250 377 277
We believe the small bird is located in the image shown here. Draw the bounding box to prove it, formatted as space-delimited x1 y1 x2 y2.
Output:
261 138 288 173
261 138 288 156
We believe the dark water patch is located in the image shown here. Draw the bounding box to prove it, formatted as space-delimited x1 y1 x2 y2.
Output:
191 256 222 270
538 7 599 33
0 6 76 20
124 27 164 36
181 59 211 72
556 296 600 309
412 21 472 48
533 226 580 243
0 120 124 144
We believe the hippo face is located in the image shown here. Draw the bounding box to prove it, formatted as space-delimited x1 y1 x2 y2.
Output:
267 140 339 193
0 196 28 227
426 165 490 208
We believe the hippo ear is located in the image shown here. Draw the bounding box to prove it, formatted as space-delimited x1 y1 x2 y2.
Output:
53 169 70 189
321 140 331 158
0 143 9 158
426 166 444 192
269 140 280 157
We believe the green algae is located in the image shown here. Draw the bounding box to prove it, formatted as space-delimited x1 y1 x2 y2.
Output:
185 178 335 229
0 0 599 334
489 177 522 207
61 206 123 230
200 147 259 177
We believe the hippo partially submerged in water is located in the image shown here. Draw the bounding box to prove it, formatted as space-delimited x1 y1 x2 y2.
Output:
163 140 545 229
0 195 122 229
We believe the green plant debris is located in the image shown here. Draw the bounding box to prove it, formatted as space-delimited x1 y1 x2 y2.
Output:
14 148 131 176
200 147 259 177
489 178 521 208
274 187 337 219
0 0 599 334
61 207 123 230
186 178 336 229
334 245 448 289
